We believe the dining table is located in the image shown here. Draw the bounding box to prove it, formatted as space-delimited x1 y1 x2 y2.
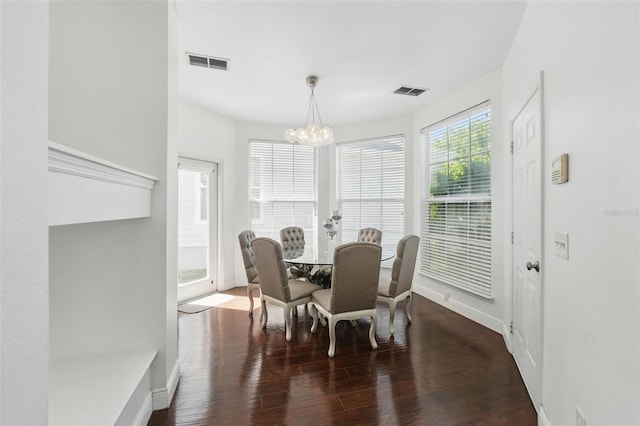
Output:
283 241 394 288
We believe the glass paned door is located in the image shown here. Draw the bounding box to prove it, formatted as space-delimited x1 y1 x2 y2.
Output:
177 158 218 302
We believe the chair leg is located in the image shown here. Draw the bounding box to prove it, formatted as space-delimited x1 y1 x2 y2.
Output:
319 313 327 327
328 317 337 358
389 299 397 337
248 286 254 316
261 298 268 328
310 304 319 333
284 305 292 342
369 311 378 350
405 293 412 323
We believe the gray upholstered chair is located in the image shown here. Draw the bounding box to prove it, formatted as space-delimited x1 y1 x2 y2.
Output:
310 242 382 358
377 235 420 336
357 227 382 244
238 230 261 317
280 226 307 278
280 226 306 250
251 237 318 342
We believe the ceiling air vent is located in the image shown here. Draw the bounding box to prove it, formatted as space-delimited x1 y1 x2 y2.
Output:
393 86 428 96
187 53 229 71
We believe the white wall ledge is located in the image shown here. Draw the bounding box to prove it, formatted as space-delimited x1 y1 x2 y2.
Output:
48 141 158 226
49 351 157 426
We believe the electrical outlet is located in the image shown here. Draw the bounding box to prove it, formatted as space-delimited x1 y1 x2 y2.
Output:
576 408 587 426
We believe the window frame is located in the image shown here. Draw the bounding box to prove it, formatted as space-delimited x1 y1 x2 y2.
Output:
420 101 493 299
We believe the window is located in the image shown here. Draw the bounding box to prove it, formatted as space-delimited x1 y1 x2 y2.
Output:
249 140 317 251
421 102 492 299
336 135 405 260
196 172 208 223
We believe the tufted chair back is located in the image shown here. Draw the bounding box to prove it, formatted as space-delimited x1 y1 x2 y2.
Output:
283 245 305 260
238 230 259 283
357 227 383 245
280 226 306 250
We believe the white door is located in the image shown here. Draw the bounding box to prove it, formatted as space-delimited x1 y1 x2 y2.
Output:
511 83 543 410
177 157 218 303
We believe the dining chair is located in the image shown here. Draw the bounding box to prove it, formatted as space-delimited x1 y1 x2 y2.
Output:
280 226 306 250
251 237 319 342
238 230 261 318
377 235 420 336
357 227 382 244
310 242 382 358
280 226 307 279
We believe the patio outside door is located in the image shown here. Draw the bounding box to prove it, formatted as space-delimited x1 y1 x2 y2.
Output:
177 157 218 303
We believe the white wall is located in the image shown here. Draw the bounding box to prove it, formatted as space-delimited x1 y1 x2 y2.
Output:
503 2 639 425
0 1 49 424
165 0 179 396
178 101 237 290
411 69 506 333
48 0 177 403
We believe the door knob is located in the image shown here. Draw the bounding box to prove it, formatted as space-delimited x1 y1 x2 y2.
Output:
526 261 540 272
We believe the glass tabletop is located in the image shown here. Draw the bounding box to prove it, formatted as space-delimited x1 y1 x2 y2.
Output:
283 241 394 288
282 243 394 266
282 245 332 266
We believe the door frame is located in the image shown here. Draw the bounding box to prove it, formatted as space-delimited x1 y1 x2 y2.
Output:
177 156 220 303
507 70 545 412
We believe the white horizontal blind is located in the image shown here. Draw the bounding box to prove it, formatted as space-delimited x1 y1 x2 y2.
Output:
249 140 317 253
421 102 492 298
336 135 404 260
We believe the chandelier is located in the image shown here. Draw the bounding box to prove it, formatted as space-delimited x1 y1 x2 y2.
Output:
284 75 334 147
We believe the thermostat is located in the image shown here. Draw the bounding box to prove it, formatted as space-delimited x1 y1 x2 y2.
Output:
552 153 569 184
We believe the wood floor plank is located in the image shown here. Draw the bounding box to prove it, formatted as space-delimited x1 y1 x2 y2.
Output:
148 287 536 425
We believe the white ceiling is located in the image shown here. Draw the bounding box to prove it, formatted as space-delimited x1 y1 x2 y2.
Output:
175 1 528 127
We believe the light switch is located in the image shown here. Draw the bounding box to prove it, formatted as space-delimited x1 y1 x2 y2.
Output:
554 232 569 259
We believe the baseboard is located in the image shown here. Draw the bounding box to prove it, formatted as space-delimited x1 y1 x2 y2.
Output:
152 360 181 410
538 405 550 426
167 359 180 403
221 278 238 291
502 322 513 353
112 354 155 426
413 284 504 333
133 392 152 426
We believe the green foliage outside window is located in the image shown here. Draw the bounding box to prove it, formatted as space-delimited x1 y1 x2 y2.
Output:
428 109 491 198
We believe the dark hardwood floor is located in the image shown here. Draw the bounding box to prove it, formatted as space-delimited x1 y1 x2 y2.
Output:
149 287 536 425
